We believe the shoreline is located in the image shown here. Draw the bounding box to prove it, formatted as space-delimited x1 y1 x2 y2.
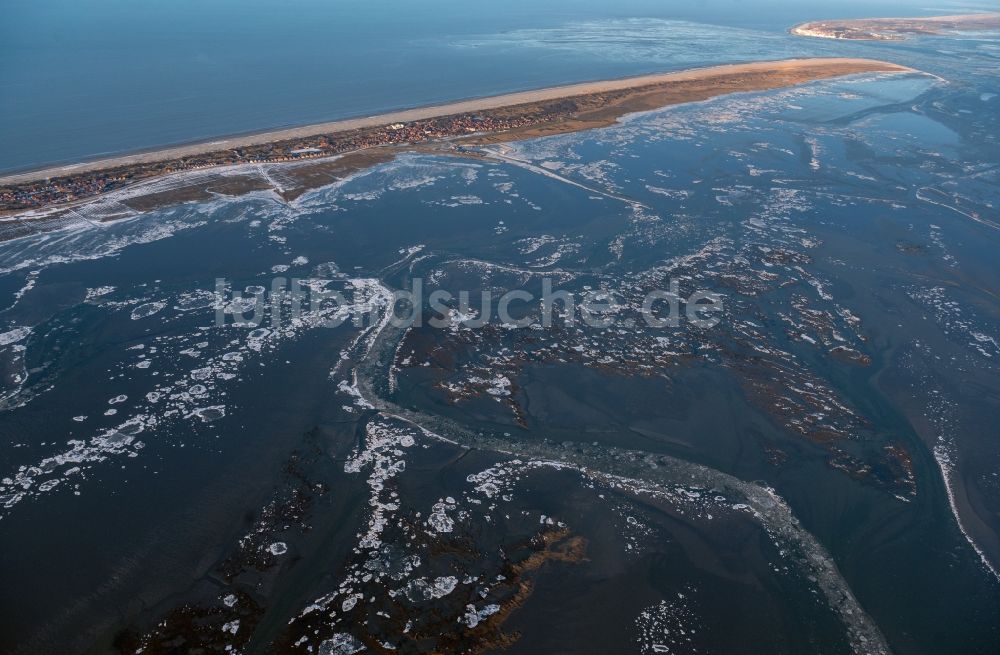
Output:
0 58 914 215
791 12 1000 41
0 58 906 185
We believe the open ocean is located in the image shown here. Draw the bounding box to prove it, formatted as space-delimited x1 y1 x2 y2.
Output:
1 1 999 654
0 0 990 173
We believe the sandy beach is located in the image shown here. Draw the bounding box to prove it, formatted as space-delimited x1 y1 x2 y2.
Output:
0 58 911 189
792 13 1000 40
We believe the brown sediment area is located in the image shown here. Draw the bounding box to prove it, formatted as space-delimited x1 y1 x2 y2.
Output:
271 525 588 655
429 528 589 655
0 58 913 217
119 175 273 212
791 13 1000 41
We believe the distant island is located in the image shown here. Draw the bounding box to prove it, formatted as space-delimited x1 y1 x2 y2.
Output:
0 58 912 217
792 12 1000 41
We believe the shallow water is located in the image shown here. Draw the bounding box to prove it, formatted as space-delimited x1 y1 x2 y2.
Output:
2 4 1000 655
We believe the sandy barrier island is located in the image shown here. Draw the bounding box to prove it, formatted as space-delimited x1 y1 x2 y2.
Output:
0 58 916 215
792 12 1000 41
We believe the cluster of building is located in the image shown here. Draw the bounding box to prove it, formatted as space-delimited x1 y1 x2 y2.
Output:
791 24 901 40
0 106 556 212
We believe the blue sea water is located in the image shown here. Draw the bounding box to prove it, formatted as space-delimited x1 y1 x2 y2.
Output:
0 0 990 173
1 2 1000 654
